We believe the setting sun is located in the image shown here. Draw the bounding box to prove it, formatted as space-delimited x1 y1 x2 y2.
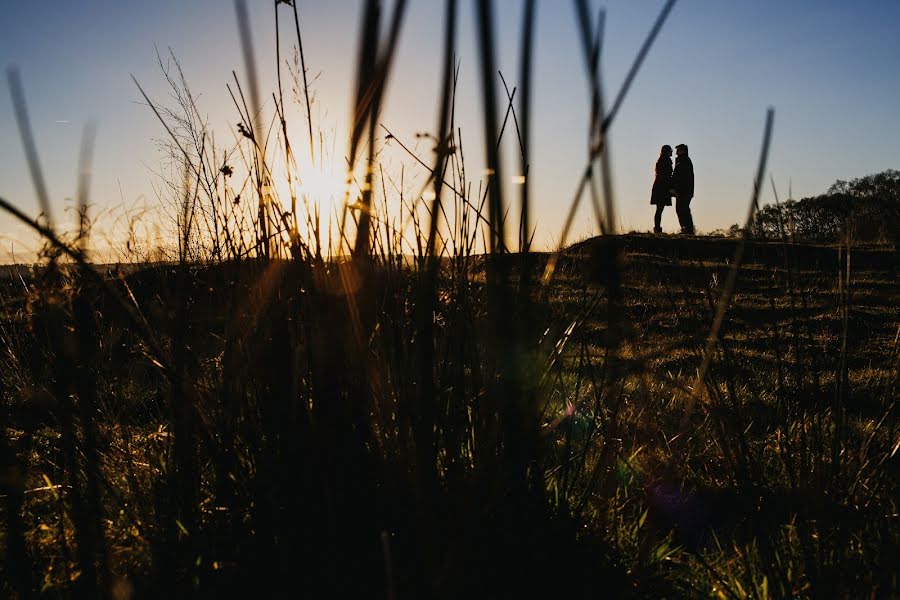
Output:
267 150 347 232
296 158 345 207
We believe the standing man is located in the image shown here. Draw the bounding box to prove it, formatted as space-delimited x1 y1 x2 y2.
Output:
671 144 695 235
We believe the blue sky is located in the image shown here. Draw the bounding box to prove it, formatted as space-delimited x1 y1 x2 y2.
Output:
1 1 899 260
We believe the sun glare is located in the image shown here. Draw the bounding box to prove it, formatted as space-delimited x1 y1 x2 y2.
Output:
270 154 346 225
297 161 346 205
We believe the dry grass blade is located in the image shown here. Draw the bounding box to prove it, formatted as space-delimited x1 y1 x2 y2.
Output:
682 107 775 421
6 67 54 228
425 0 457 264
234 0 271 257
542 2 610 283
290 0 316 164
541 170 591 284
518 0 535 254
379 124 502 245
542 0 679 284
76 122 98 251
574 0 605 144
234 0 263 135
340 0 409 259
131 74 198 174
601 0 677 134
475 0 506 254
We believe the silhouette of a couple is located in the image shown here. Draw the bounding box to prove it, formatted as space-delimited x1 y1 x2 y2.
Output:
650 144 694 235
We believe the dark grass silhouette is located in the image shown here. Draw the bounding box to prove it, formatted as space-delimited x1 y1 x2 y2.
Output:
1 1 898 598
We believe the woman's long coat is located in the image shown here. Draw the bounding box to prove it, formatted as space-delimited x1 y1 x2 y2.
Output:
650 157 673 206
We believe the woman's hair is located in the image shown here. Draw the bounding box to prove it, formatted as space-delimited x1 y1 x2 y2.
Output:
660 144 672 156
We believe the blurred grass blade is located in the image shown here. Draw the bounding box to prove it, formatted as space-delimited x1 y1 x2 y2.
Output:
426 0 458 264
290 0 316 164
683 107 775 421
235 0 270 257
601 0 677 134
518 0 535 254
475 0 506 254
7 67 54 228
76 122 98 251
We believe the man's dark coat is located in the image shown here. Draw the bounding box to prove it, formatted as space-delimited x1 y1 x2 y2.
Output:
672 156 694 199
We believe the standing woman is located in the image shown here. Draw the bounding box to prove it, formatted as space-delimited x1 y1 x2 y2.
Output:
650 145 673 234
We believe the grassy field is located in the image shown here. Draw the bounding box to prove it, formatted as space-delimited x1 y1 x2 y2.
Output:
2 2 898 597
1 234 896 598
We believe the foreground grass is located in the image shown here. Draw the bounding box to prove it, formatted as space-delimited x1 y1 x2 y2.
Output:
1 234 897 598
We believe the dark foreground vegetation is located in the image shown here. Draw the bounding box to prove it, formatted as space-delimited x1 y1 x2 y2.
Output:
1 1 897 597
1 235 897 598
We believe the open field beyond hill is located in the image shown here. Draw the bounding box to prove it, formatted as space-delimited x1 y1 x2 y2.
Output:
1 234 898 598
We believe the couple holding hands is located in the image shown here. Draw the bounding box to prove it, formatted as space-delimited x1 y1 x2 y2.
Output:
650 144 694 235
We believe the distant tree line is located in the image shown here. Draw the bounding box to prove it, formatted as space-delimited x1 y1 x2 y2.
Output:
719 169 899 244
